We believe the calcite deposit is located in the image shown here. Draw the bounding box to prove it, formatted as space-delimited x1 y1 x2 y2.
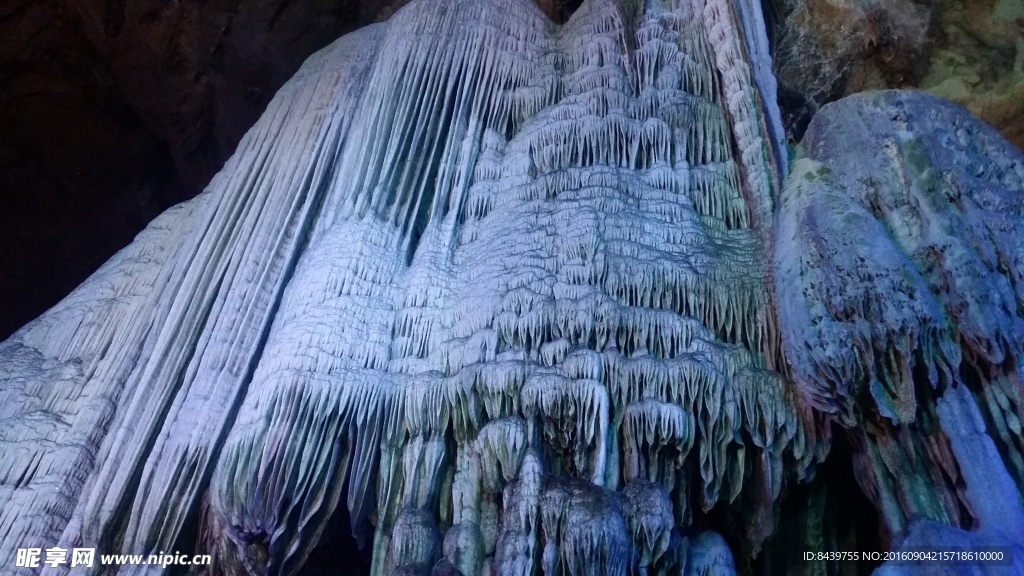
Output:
0 1 1021 576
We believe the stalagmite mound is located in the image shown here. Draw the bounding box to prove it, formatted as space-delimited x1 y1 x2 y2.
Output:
0 1 1021 575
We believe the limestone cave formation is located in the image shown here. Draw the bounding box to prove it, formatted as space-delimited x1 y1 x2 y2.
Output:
1 1 1022 575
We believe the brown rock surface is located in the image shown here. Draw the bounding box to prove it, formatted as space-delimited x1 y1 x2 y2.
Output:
769 0 1023 148
770 0 939 141
919 0 1024 149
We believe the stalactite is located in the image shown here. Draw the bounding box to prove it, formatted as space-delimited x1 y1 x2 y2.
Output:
5 1 1022 576
0 1 797 573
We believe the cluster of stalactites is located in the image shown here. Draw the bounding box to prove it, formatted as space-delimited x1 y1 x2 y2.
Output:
0 0 803 574
207 0 818 574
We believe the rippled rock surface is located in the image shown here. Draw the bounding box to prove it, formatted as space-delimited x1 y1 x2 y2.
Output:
0 1 1021 575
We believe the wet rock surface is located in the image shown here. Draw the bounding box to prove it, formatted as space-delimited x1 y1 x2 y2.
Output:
769 0 938 141
768 0 1022 148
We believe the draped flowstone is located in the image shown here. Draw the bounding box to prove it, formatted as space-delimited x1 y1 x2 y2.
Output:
775 91 1024 574
1 1 1022 576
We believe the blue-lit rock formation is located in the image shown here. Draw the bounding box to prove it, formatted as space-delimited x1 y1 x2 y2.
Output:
777 90 1024 575
0 1 1021 575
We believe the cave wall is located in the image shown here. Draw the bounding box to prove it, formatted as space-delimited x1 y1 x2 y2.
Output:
767 0 1024 146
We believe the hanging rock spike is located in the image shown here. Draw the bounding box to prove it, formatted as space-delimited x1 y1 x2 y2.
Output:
3 2 1023 576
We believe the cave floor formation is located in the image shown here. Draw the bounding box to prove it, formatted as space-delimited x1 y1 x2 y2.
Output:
1 1 1023 575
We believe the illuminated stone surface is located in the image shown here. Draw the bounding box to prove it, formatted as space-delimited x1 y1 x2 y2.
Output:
0 2 1021 576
